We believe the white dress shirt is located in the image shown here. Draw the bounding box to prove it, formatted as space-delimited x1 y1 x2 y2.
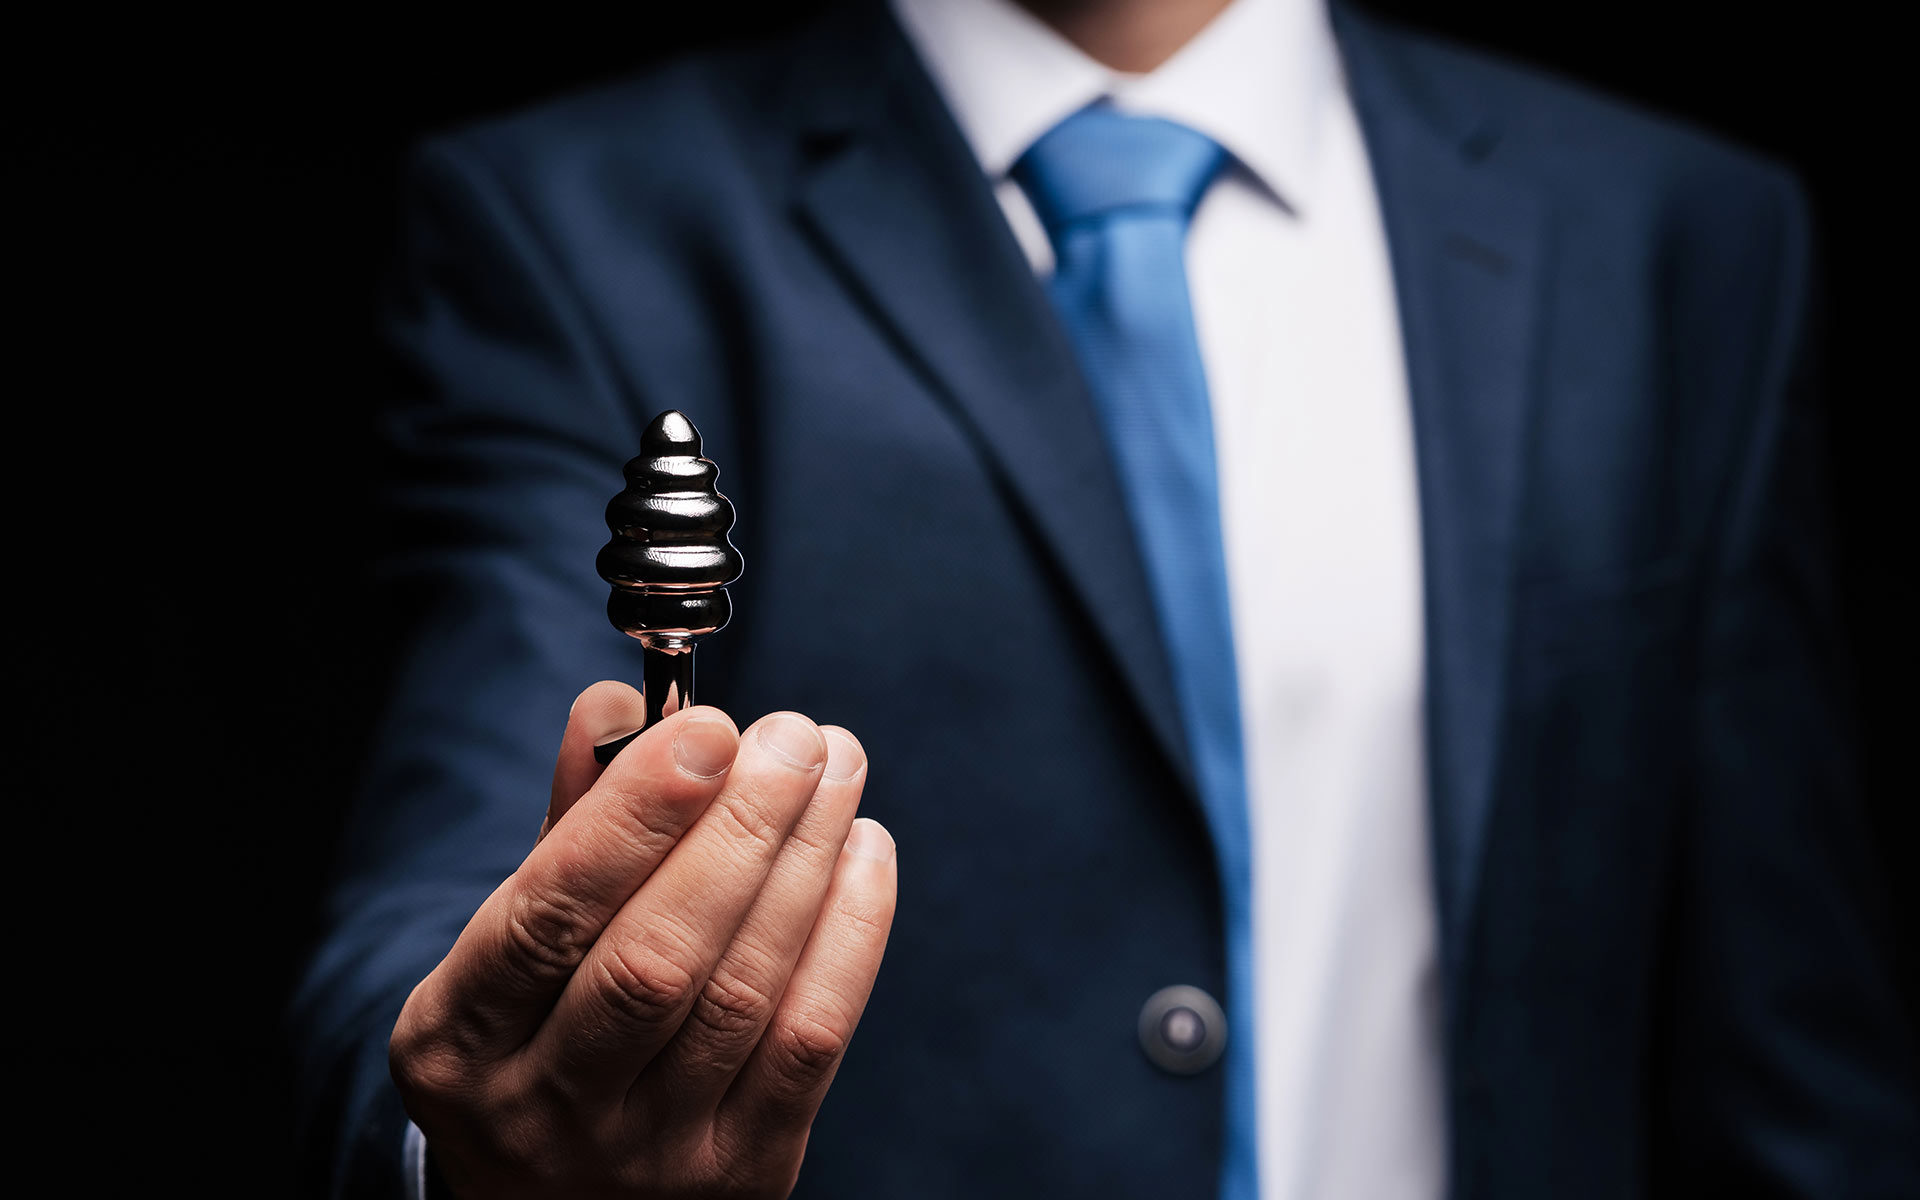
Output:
891 1 1446 1196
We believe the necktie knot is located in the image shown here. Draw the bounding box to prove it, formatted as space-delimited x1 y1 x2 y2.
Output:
1013 107 1226 237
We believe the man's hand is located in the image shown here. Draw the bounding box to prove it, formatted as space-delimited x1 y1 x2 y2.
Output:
389 682 897 1198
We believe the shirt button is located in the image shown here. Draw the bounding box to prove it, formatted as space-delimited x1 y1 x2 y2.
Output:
1138 985 1227 1075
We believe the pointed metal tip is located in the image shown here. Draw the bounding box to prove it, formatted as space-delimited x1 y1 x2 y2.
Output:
642 409 701 454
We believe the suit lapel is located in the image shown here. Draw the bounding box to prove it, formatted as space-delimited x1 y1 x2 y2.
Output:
779 3 1196 788
1338 9 1547 1027
775 4 1546 999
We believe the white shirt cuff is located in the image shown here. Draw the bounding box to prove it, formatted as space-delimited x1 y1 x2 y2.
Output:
403 1120 429 1200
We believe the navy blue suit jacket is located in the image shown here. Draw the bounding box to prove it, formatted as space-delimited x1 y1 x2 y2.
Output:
291 3 1919 1195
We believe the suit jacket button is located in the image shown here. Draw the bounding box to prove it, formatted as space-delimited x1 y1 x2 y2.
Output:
1138 985 1227 1075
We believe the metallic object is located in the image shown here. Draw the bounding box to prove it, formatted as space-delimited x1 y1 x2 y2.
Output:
592 410 744 763
1136 985 1228 1075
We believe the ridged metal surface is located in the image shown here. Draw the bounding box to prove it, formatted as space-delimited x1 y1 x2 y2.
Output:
593 410 743 762
597 409 744 638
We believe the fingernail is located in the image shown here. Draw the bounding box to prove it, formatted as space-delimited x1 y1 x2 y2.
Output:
758 713 826 771
673 716 738 778
822 729 866 781
844 818 895 863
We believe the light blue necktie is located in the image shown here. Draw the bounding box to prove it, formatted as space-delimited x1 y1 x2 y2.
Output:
1015 107 1256 1200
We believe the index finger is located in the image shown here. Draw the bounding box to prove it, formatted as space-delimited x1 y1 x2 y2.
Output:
544 680 652 842
406 704 742 1062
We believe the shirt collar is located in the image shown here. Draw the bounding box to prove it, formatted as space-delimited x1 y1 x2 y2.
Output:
890 0 1337 214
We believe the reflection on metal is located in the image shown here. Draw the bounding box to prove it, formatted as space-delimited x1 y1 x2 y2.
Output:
593 411 744 764
1137 984 1228 1075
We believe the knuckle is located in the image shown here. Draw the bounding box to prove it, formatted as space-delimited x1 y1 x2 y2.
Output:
767 1009 851 1080
693 967 777 1038
389 1026 469 1102
783 814 850 866
519 1065 581 1123
835 891 897 942
590 782 690 863
594 940 699 1026
388 993 434 1064
501 887 596 983
708 792 790 858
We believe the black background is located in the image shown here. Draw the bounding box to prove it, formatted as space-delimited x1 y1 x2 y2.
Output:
23 3 1909 1189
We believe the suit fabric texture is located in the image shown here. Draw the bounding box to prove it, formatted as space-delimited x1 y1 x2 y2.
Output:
290 2 1920 1196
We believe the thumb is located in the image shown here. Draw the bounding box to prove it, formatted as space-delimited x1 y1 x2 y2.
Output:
543 680 649 840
